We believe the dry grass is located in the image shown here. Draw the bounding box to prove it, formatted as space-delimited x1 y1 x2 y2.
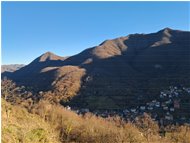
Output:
30 100 159 143
2 98 190 143
31 100 190 143
2 99 60 143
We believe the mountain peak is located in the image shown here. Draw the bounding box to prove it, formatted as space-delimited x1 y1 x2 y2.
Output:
155 27 174 40
162 27 172 31
158 27 173 34
43 51 54 55
37 51 64 62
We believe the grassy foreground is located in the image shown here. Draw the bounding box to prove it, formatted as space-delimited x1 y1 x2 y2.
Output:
2 99 59 143
2 98 190 143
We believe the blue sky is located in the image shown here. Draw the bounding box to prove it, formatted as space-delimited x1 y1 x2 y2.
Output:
2 2 190 64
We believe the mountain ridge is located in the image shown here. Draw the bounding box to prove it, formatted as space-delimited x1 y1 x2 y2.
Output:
2 27 190 109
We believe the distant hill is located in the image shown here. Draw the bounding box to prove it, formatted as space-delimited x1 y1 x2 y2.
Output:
3 28 190 109
1 64 25 73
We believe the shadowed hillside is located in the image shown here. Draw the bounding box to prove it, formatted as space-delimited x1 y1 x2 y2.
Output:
3 28 190 110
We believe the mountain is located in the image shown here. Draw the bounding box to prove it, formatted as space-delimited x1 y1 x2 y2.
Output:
5 52 68 90
1 64 25 73
3 28 190 109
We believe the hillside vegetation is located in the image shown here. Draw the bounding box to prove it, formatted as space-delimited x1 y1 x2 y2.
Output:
1 79 190 143
2 97 190 143
2 99 59 143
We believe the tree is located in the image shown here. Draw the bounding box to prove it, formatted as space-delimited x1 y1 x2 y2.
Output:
135 113 159 143
1 78 16 101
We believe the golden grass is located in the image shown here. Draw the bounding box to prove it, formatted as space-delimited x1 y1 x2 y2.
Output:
2 98 190 143
2 99 60 143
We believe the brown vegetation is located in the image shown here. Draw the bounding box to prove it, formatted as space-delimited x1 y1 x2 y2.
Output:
31 100 146 143
2 79 190 143
43 66 86 103
2 99 59 143
30 100 190 143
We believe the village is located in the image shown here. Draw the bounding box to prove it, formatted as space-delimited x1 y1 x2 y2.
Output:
66 85 190 126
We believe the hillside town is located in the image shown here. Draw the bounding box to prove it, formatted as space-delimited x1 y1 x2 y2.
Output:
67 85 190 126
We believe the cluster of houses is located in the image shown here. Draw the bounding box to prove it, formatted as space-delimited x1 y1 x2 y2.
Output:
66 85 190 126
